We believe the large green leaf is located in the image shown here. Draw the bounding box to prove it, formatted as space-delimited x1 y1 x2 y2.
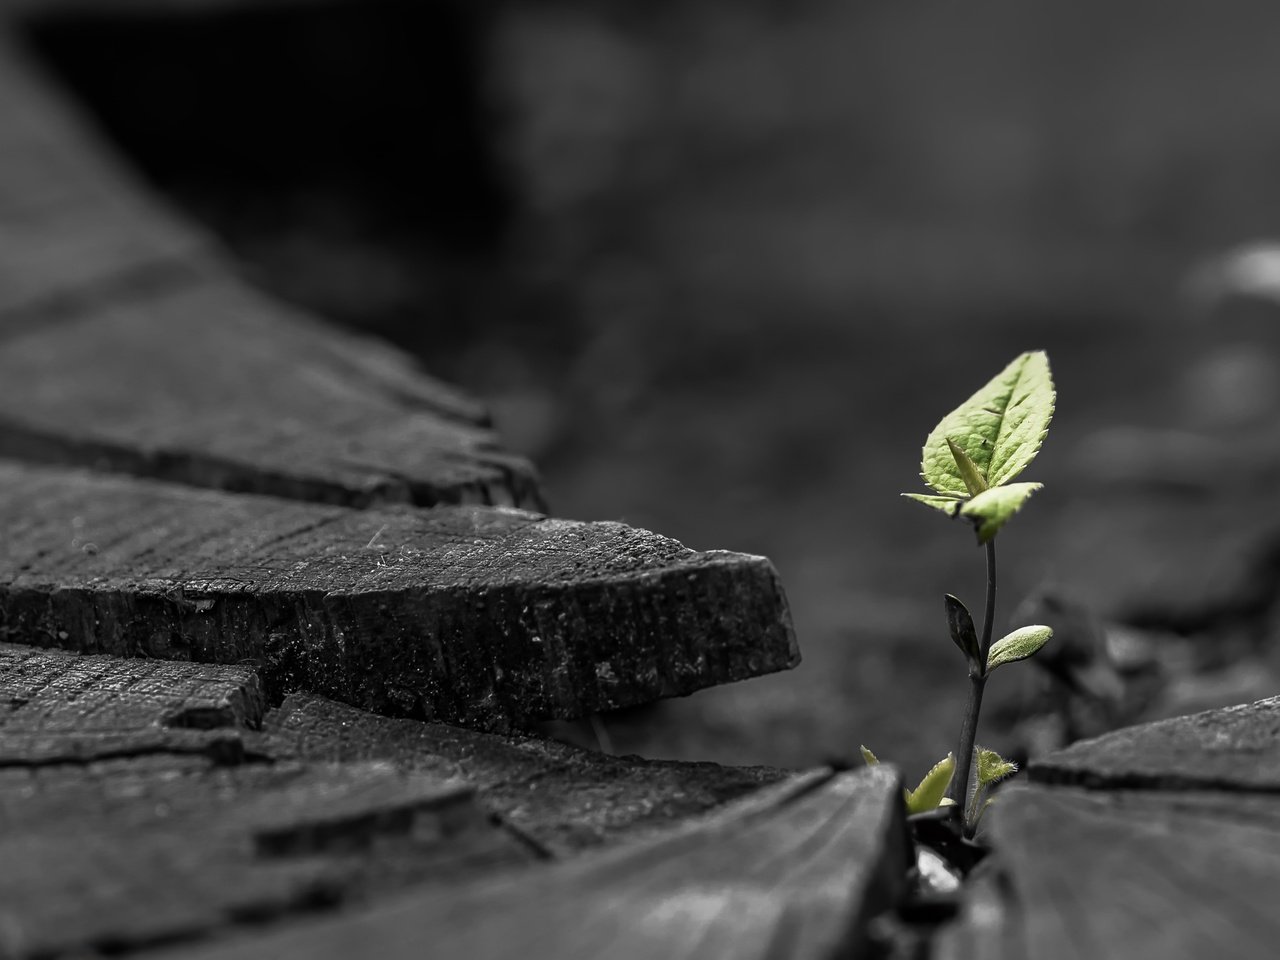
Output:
959 482 1042 543
919 351 1055 496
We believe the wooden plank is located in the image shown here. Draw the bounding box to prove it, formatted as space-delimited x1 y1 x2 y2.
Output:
0 462 798 727
0 754 526 960
164 766 909 960
0 641 262 763
1029 695 1280 790
263 692 792 856
0 275 541 508
0 32 210 320
0 27 538 509
946 785 1280 960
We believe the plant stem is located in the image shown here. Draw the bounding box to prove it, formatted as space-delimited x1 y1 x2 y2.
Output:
948 538 997 832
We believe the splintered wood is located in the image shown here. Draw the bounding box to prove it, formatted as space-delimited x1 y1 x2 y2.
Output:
0 462 798 727
935 697 1280 960
170 767 910 960
0 646 903 960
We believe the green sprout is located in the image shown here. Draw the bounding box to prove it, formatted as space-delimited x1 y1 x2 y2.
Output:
868 351 1056 838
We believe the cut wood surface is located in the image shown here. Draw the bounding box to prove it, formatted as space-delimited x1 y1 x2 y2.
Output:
0 462 798 727
0 641 263 763
168 766 909 960
0 30 541 510
1029 694 1280 790
0 643 829 959
263 692 791 856
0 275 543 508
0 33 209 320
937 784 1280 960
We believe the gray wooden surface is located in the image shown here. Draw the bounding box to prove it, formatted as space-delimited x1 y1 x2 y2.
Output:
0 462 797 727
167 767 909 960
936 696 1280 960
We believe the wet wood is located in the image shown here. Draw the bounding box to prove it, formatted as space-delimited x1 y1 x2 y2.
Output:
168 766 909 960
1029 694 1280 790
943 784 1280 960
0 462 798 728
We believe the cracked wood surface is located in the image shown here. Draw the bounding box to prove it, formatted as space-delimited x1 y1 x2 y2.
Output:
170 766 910 960
936 698 1280 960
0 462 798 728
0 644 872 960
0 31 540 510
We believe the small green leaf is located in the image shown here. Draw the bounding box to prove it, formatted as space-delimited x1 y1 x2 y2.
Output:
901 492 964 517
959 482 1042 543
947 438 988 496
986 624 1053 671
860 745 880 766
976 748 1019 786
905 753 955 815
944 594 980 665
919 351 1055 497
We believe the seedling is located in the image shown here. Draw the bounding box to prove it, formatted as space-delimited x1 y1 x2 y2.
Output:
865 351 1056 838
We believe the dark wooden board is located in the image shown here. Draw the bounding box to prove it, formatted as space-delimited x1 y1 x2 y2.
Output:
0 33 210 321
263 692 791 856
1030 695 1280 791
0 28 540 510
940 784 1280 960
0 644 845 959
0 641 263 763
166 766 909 960
0 463 798 727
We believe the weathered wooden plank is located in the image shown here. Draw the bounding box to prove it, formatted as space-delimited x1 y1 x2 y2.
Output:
0 26 539 509
0 754 525 960
166 766 909 960
0 274 542 508
0 641 263 763
263 692 791 856
0 31 210 319
0 462 798 727
949 785 1280 960
1030 695 1280 791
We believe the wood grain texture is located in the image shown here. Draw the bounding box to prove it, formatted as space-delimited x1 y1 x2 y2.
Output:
0 645 838 958
263 692 792 856
0 641 263 764
948 784 1280 960
0 754 524 960
0 274 543 509
0 462 798 727
0 28 539 509
168 766 910 960
0 33 210 320
1030 695 1280 790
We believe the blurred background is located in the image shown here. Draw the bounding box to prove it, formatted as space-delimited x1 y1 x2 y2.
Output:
25 0 1280 778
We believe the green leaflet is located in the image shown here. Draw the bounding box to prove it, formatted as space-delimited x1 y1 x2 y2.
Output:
976 748 1018 786
946 439 988 496
959 482 1042 543
860 745 880 766
919 351 1055 497
986 624 1053 671
905 753 955 815
901 492 964 517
